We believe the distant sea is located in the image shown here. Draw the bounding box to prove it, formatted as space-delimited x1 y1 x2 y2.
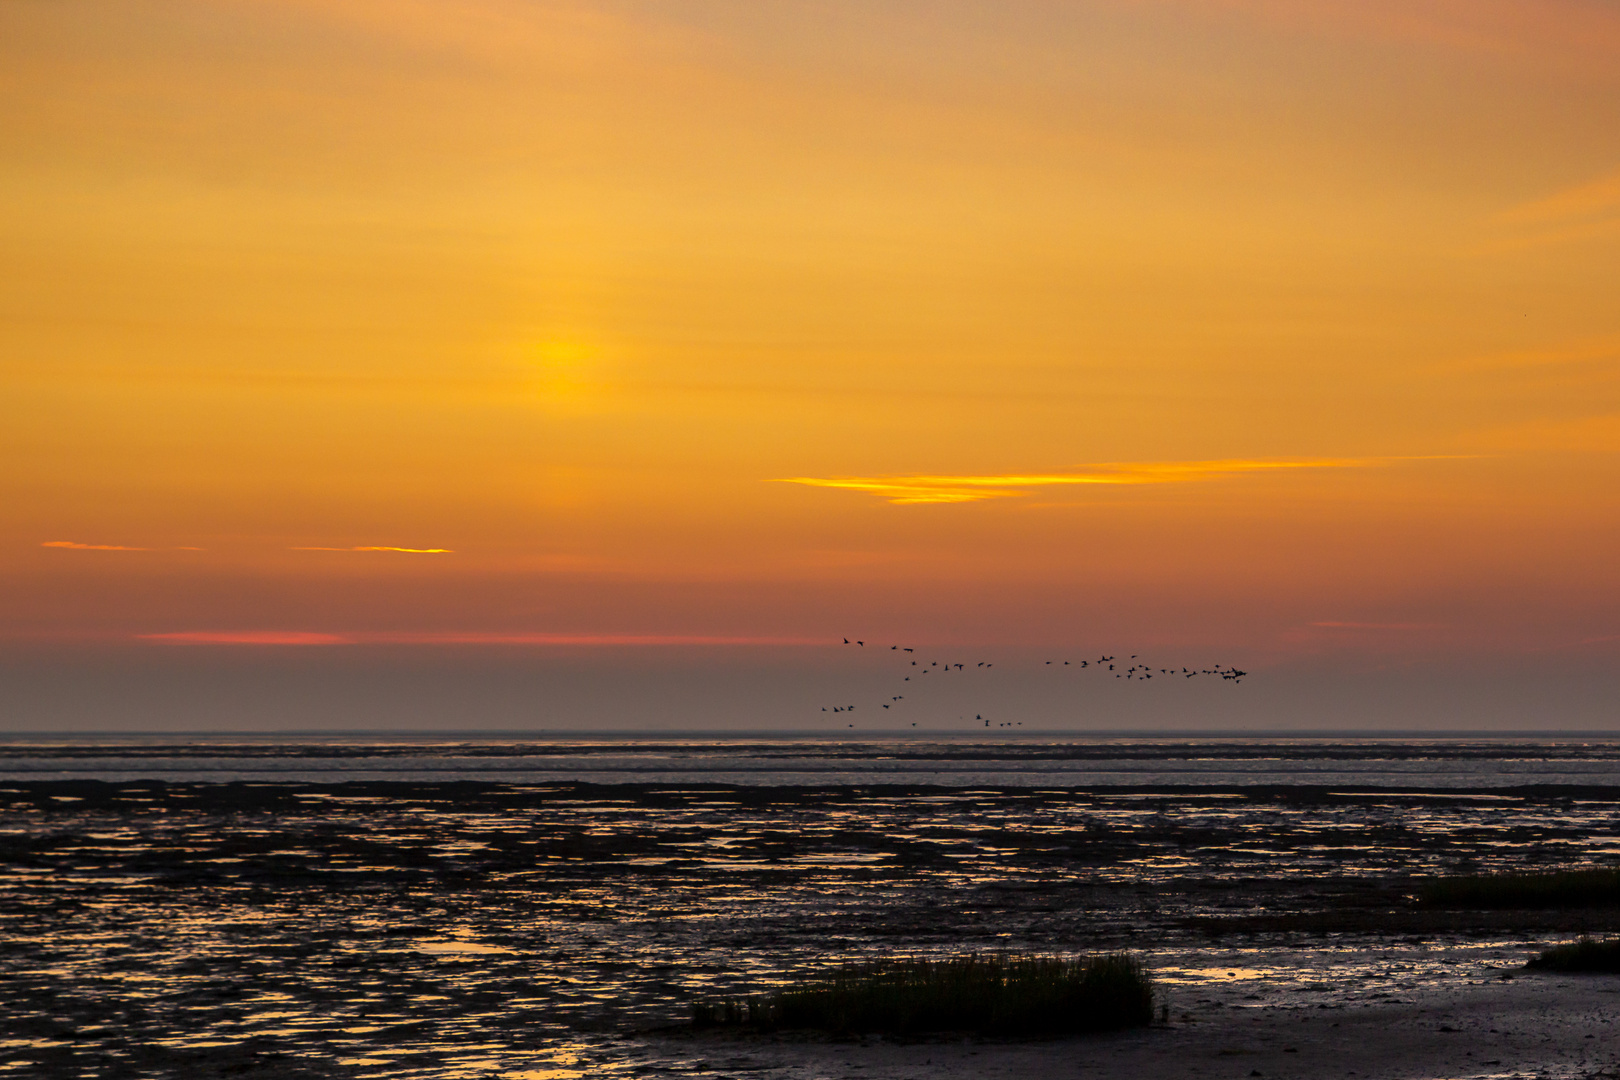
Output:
4 734 1619 1078
5 730 1620 786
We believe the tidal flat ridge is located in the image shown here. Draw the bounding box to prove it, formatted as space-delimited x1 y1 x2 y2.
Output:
2 737 1620 1078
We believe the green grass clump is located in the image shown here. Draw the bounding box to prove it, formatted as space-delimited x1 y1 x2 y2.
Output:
692 952 1154 1036
1527 937 1620 973
1417 867 1620 909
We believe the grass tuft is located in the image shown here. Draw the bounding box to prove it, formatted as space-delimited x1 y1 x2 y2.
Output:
1526 937 1620 973
1417 867 1620 909
692 952 1154 1036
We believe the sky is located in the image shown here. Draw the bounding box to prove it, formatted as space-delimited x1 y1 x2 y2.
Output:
2 0 1618 732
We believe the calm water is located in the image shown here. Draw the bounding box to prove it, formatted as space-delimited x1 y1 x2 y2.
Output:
7 732 1620 786
3 735 1619 1078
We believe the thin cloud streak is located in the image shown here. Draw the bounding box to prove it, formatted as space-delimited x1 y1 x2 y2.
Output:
1310 621 1448 630
1441 333 1620 375
290 546 454 554
1187 0 1620 74
371 632 821 646
140 632 353 646
1483 166 1620 250
136 631 817 647
42 541 150 551
1499 167 1620 227
780 457 1425 505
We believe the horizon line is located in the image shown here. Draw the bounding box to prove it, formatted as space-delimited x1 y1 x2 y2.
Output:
3 728 1617 740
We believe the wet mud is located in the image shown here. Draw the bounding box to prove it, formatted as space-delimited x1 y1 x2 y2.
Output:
4 771 1620 1077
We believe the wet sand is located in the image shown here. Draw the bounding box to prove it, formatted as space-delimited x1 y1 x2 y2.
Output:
660 974 1620 1079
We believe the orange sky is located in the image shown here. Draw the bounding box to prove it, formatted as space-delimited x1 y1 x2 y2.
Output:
2 1 1617 729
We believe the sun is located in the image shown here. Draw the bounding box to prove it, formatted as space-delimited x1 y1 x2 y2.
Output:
522 338 607 411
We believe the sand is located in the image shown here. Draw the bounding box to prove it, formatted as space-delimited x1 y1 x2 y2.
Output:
657 973 1620 1079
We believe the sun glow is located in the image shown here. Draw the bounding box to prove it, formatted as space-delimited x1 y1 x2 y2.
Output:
4 0 1619 729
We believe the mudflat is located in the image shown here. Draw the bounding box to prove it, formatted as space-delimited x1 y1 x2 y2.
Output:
4 739 1620 1078
661 975 1620 1079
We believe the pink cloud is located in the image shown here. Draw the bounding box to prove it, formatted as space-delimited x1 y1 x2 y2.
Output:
139 631 354 646
367 632 821 646
1308 621 1447 630
134 631 818 647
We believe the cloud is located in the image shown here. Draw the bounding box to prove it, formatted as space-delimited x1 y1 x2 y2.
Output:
135 631 816 647
42 540 150 551
1183 0 1620 76
139 631 354 646
778 457 1414 505
1470 412 1620 454
1489 166 1620 249
368 632 820 646
1309 621 1447 630
290 546 454 553
1500 167 1620 227
1442 333 1620 375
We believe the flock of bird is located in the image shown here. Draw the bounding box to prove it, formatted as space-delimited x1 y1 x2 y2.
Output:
823 637 1246 728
